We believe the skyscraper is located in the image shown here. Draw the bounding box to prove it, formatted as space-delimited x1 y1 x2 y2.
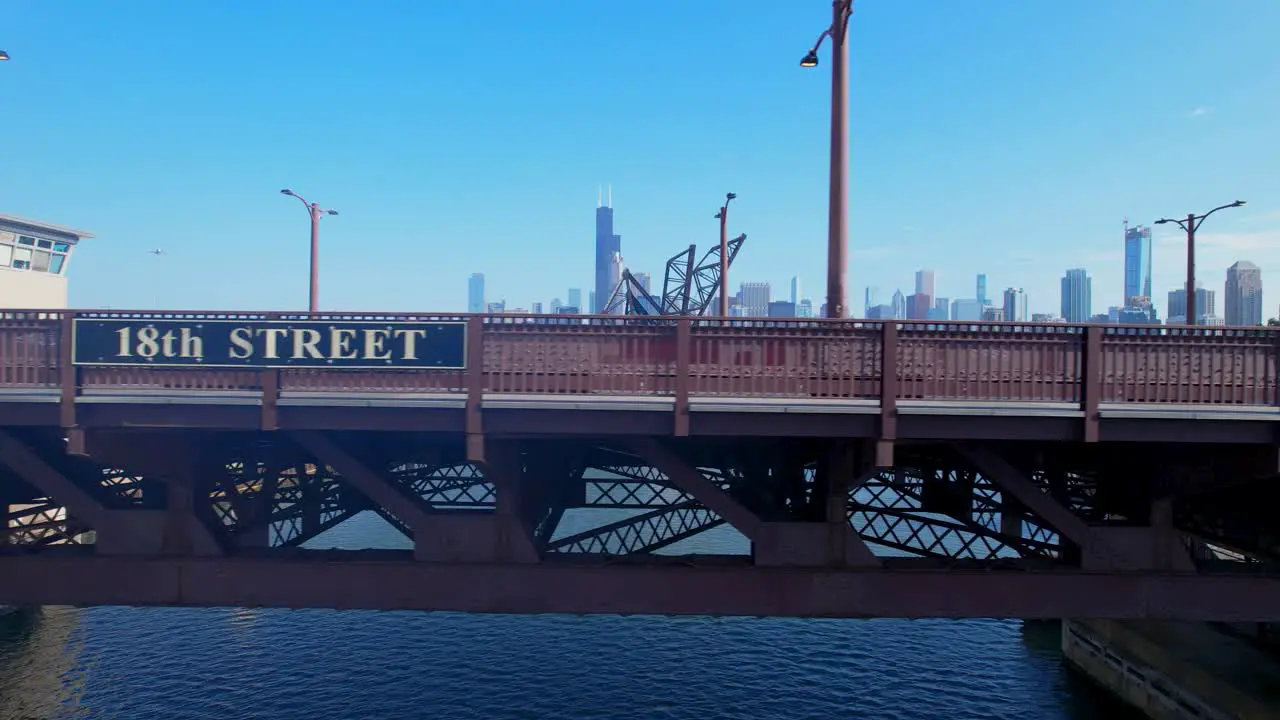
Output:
1123 223 1153 305
467 273 485 313
864 286 878 315
791 276 801 305
1167 284 1216 324
633 272 652 294
568 288 582 310
915 269 935 298
1225 261 1263 326
738 282 770 317
1060 268 1092 322
1003 288 1028 322
976 274 988 307
594 187 622 312
603 251 625 312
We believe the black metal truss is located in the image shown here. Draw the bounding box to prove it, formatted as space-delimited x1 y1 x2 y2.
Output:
0 436 1271 574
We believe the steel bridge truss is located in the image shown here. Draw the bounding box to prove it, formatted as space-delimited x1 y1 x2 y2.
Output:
602 235 747 317
0 430 1258 575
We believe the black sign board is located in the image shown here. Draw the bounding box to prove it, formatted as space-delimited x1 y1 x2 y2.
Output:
71 319 467 369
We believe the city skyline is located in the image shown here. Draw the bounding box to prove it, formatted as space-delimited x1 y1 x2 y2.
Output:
468 195 1268 324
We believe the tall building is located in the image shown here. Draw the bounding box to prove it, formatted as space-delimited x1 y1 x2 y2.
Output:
976 274 988 307
891 290 906 319
930 297 950 321
0 213 94 309
467 273 485 313
1060 268 1092 322
915 270 935 298
797 298 814 318
738 282 770 317
791 276 802 305
588 290 596 313
568 288 582 310
864 286 879 316
1003 288 1028 322
1225 261 1263 326
594 187 622 312
633 272 651 295
1123 223 1153 305
1167 284 1217 324
767 301 796 318
951 299 983 321
531 302 543 314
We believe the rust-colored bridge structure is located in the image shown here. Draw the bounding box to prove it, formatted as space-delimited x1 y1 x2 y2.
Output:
1 310 1278 620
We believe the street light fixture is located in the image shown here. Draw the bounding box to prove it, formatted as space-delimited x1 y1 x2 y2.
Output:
1155 200 1246 326
801 0 854 318
280 188 339 313
715 192 737 316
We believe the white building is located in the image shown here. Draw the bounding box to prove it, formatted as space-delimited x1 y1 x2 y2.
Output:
0 213 94 309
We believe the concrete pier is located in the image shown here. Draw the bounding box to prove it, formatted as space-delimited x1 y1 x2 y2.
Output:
1063 619 1280 719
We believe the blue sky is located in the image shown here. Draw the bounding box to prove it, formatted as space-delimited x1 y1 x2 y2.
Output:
2 0 1278 315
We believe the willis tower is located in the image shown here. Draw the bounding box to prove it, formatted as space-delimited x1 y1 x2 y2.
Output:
594 185 622 312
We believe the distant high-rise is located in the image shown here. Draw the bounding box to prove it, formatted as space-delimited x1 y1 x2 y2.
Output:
739 282 770 317
1225 261 1263 326
531 302 543 314
976 274 988 307
797 299 814 318
791 276 802 305
594 187 623 312
588 290 596 313
951 298 983 321
915 270 935 298
603 251 625 312
1060 268 1092 322
891 290 906 319
1003 288 1028 322
633 272 652 294
468 273 485 313
568 288 582 310
1167 284 1216 324
1123 223 1153 305
864 286 878 315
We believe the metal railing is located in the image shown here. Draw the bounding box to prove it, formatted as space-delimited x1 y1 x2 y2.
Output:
0 310 1276 406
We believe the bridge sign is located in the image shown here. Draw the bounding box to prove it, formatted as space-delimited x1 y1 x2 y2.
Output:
71 319 467 369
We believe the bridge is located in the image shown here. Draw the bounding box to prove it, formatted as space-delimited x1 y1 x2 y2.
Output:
0 310 1278 620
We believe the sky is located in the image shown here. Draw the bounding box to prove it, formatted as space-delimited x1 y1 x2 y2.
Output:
2 0 1279 316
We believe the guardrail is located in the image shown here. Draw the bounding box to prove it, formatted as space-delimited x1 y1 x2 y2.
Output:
0 311 1276 407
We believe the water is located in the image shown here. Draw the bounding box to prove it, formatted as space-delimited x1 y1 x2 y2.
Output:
0 515 1140 720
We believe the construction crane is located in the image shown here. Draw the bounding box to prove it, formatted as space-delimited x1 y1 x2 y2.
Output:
602 234 746 317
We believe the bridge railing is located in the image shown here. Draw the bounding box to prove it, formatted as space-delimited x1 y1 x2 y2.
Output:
0 311 1275 405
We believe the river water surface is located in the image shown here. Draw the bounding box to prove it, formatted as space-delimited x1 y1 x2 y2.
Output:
0 513 1139 719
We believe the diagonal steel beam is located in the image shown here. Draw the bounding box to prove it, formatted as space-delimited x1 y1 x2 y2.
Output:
625 437 760 541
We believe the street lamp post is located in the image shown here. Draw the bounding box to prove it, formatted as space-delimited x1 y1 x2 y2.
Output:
280 189 339 313
801 0 854 319
1155 201 1246 326
715 192 737 316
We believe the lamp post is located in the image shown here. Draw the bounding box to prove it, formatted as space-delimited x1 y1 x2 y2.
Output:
1155 200 1246 326
715 192 737 316
801 0 854 319
280 189 339 313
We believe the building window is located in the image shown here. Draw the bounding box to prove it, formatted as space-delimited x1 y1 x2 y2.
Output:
0 233 71 274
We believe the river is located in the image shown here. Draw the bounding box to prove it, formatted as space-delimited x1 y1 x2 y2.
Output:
0 512 1139 719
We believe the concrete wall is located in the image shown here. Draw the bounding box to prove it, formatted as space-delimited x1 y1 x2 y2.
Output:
0 267 68 309
1063 618 1280 720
